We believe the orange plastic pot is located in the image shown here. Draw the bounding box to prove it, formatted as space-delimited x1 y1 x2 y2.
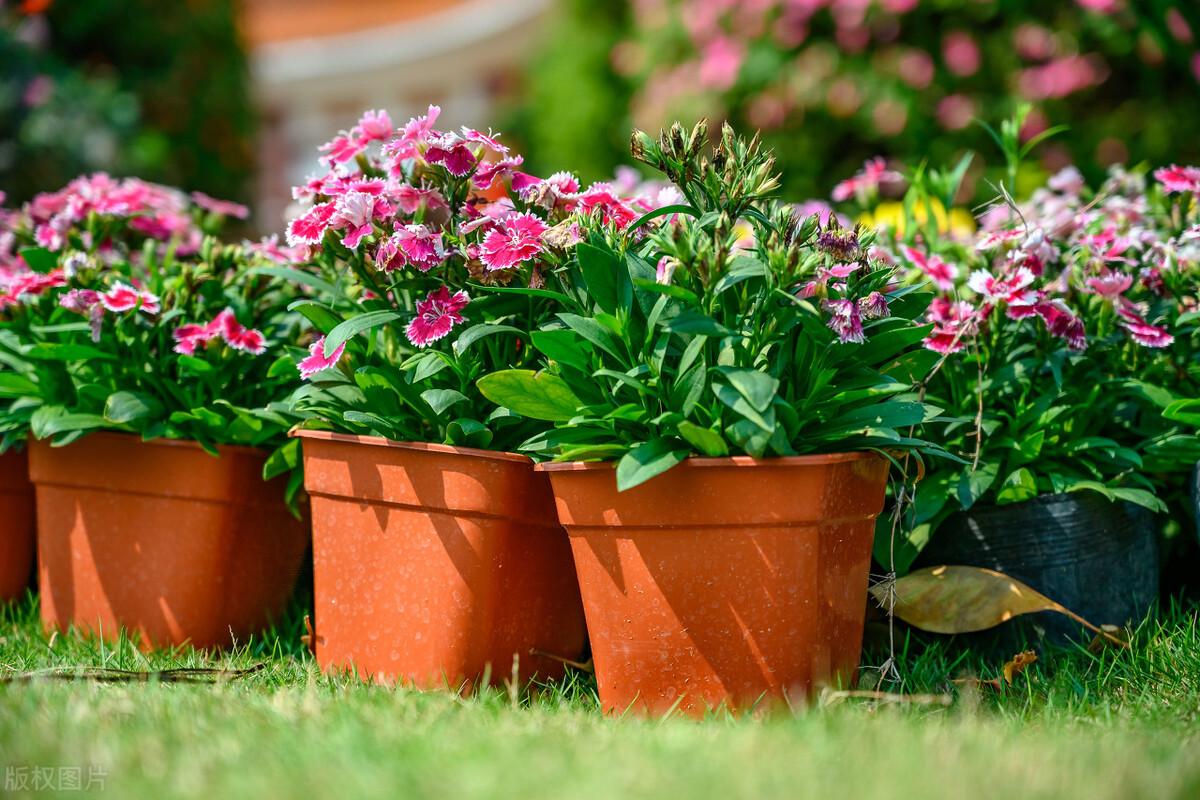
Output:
0 449 36 602
297 430 585 688
539 453 889 716
30 432 309 649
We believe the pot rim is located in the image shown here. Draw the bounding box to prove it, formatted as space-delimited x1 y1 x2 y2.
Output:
31 430 267 459
535 450 883 473
292 428 533 464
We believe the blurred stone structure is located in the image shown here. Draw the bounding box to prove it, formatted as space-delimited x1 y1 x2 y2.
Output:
243 0 548 231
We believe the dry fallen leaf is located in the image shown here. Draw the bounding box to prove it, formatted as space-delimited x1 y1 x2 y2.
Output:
1087 624 1130 653
952 649 1037 692
300 614 315 653
871 565 1128 647
1002 649 1037 684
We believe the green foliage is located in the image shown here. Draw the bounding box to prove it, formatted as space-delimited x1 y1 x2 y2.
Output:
479 123 947 489
516 1 1200 201
1 1 255 205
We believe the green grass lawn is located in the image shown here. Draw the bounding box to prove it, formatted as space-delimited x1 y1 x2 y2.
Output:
1 596 1198 800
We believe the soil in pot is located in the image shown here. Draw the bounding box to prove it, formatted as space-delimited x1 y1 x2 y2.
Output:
914 491 1158 649
540 453 890 717
0 449 35 603
297 430 586 689
30 432 309 650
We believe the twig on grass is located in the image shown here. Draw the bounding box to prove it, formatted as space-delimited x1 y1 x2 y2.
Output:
820 688 953 707
0 663 266 684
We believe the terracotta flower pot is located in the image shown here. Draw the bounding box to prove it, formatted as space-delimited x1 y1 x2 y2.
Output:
30 432 309 649
0 449 36 603
539 453 890 716
297 430 586 688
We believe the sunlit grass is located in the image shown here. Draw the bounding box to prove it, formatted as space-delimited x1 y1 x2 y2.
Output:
0 595 1198 799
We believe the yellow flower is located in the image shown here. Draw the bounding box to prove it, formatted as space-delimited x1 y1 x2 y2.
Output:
860 199 975 238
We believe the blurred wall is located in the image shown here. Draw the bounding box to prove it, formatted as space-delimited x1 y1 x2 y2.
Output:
244 0 549 233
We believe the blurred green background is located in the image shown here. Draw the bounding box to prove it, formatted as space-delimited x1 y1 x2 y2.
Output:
3 0 1199 210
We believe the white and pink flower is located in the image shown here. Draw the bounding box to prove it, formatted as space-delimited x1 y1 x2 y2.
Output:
831 157 902 203
406 286 470 348
1153 164 1200 195
100 282 159 315
298 336 347 379
479 212 548 271
967 267 1037 306
173 308 266 356
823 298 865 344
899 245 958 291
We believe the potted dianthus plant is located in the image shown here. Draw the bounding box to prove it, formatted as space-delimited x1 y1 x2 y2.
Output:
477 122 945 715
0 174 311 649
0 189 37 602
280 106 673 687
880 154 1199 644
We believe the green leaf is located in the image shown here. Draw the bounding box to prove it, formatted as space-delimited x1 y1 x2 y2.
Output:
1109 487 1167 513
30 407 111 439
576 242 622 314
625 203 699 234
476 370 582 422
477 284 576 305
1164 398 1200 428
18 246 57 273
631 278 699 305
343 410 399 434
712 256 766 294
324 310 403 357
716 367 779 413
446 418 493 449
354 369 404 417
26 344 115 362
956 462 1000 510
248 265 340 297
104 391 161 424
663 310 732 337
29 322 92 334
0 373 38 399
177 355 215 375
856 323 935 366
713 384 776 432
677 421 729 457
531 330 591 372
556 313 625 361
824 401 926 433
287 300 343 334
995 467 1037 504
420 388 469 416
724 418 771 458
453 323 525 355
262 439 301 481
616 438 689 491
406 351 451 383
267 355 296 379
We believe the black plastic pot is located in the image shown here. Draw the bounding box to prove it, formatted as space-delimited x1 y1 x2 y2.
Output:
915 491 1158 649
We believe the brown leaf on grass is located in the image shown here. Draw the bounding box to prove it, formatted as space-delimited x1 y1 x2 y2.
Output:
300 614 315 653
871 565 1128 647
952 649 1037 692
1088 624 1130 653
1002 649 1037 684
